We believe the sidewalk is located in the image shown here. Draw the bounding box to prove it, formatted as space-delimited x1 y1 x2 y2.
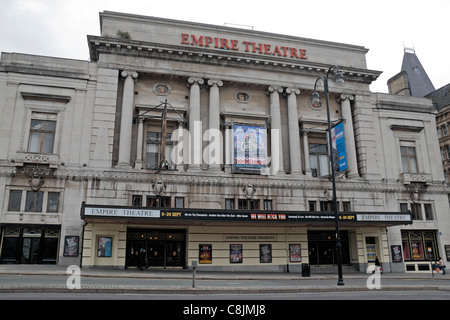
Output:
0 264 448 294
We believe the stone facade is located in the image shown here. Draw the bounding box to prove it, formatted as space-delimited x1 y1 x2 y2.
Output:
0 11 448 273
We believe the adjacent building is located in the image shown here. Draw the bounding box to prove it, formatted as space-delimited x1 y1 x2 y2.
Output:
1 11 448 273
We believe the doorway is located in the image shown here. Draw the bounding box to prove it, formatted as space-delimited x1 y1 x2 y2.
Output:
126 228 186 268
307 231 350 266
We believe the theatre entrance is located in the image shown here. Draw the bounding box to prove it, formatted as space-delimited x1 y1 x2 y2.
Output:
126 229 185 268
307 231 350 266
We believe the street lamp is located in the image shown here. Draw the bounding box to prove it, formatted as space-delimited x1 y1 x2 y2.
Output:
311 65 345 286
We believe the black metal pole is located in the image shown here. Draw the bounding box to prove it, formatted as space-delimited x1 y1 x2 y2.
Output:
323 76 345 286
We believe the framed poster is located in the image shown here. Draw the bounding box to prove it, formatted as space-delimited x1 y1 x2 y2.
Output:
230 244 243 263
233 124 266 173
391 245 403 263
259 244 272 263
445 245 450 261
97 237 112 257
63 235 79 257
289 244 302 262
199 244 212 264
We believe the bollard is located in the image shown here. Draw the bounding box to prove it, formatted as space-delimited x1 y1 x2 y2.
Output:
192 260 197 288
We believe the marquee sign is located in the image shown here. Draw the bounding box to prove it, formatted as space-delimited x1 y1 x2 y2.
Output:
181 33 308 60
81 204 412 225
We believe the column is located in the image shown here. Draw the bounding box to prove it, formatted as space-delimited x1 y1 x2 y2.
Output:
302 130 311 176
268 86 284 174
135 118 144 169
286 88 302 175
188 77 204 170
339 94 358 177
116 71 138 169
207 80 223 171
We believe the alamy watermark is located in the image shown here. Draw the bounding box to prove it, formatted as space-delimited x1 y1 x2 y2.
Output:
366 265 381 290
66 265 81 289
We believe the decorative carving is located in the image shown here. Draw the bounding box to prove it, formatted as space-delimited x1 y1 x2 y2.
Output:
243 184 256 199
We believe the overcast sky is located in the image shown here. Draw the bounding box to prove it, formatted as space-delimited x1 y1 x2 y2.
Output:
1 0 448 94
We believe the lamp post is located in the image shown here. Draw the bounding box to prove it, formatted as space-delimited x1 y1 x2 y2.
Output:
311 65 345 286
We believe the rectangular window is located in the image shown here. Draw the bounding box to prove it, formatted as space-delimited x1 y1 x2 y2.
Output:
8 190 22 211
238 199 248 210
309 143 329 177
146 132 173 170
225 198 235 210
28 119 56 154
175 197 184 208
400 203 409 212
25 191 43 212
132 195 142 207
402 231 438 262
47 192 60 213
411 203 422 220
264 200 272 210
146 196 170 208
342 201 351 212
308 201 316 211
400 146 417 173
424 204 433 220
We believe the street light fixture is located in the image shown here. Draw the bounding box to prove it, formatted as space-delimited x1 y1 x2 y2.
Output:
311 65 345 286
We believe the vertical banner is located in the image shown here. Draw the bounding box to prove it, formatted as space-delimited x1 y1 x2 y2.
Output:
233 124 266 172
331 122 348 172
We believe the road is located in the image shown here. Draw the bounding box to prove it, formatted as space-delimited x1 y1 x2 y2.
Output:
1 290 450 300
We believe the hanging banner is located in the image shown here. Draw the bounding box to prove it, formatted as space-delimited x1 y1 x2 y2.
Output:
233 124 266 172
331 122 348 172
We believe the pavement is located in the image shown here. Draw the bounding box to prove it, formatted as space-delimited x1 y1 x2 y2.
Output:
0 264 449 294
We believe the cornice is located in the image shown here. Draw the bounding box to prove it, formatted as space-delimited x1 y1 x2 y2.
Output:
0 166 439 194
87 36 381 85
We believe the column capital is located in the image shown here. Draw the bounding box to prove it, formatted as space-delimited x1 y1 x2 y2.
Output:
337 94 355 103
207 79 223 87
267 86 283 94
188 77 204 86
286 88 300 95
121 71 138 79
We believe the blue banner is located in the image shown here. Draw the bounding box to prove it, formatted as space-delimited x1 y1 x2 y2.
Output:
331 122 348 172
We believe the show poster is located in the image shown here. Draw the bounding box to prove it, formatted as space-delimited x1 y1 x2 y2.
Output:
199 244 212 264
97 237 112 257
234 125 266 171
63 235 79 257
259 244 272 263
289 244 302 262
230 244 243 263
331 122 348 172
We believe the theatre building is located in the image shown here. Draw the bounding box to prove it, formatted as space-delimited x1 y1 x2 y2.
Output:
0 11 449 273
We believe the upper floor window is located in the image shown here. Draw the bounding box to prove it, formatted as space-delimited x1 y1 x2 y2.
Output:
146 132 173 170
400 146 417 173
309 143 329 178
28 117 56 154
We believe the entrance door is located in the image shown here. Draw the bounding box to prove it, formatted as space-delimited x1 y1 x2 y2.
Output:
317 241 334 265
126 229 186 268
147 240 165 266
307 231 350 266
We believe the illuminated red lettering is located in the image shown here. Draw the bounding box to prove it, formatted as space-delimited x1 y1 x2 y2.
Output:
220 38 230 49
242 41 251 52
272 45 282 56
230 39 239 50
205 36 213 47
181 33 190 44
264 44 271 54
252 43 263 54
300 49 308 59
290 47 299 59
191 35 203 46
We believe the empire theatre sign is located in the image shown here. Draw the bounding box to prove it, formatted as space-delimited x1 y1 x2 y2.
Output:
81 204 412 226
180 33 308 60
